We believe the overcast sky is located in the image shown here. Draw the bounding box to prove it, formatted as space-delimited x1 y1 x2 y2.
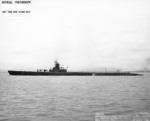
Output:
0 0 150 71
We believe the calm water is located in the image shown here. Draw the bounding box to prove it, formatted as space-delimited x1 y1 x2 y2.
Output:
0 73 150 121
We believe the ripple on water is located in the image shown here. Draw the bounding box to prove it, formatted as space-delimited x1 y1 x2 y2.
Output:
0 73 150 121
0 118 31 121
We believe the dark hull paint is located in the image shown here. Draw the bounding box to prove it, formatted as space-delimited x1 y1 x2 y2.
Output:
8 70 143 76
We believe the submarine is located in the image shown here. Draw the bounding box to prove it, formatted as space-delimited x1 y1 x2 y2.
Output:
8 60 143 76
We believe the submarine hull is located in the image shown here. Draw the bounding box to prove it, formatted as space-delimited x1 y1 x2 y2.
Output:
8 70 142 76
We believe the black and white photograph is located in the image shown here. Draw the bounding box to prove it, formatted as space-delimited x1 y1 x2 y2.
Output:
0 0 150 120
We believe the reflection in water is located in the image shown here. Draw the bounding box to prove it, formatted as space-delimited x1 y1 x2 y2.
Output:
0 73 150 121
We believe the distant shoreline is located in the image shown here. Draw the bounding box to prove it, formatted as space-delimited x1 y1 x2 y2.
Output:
133 71 150 73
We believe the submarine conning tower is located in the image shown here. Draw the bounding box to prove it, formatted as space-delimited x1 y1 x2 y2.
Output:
54 60 60 70
50 60 67 72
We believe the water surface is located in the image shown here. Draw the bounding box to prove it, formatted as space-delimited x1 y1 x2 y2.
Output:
0 73 150 121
